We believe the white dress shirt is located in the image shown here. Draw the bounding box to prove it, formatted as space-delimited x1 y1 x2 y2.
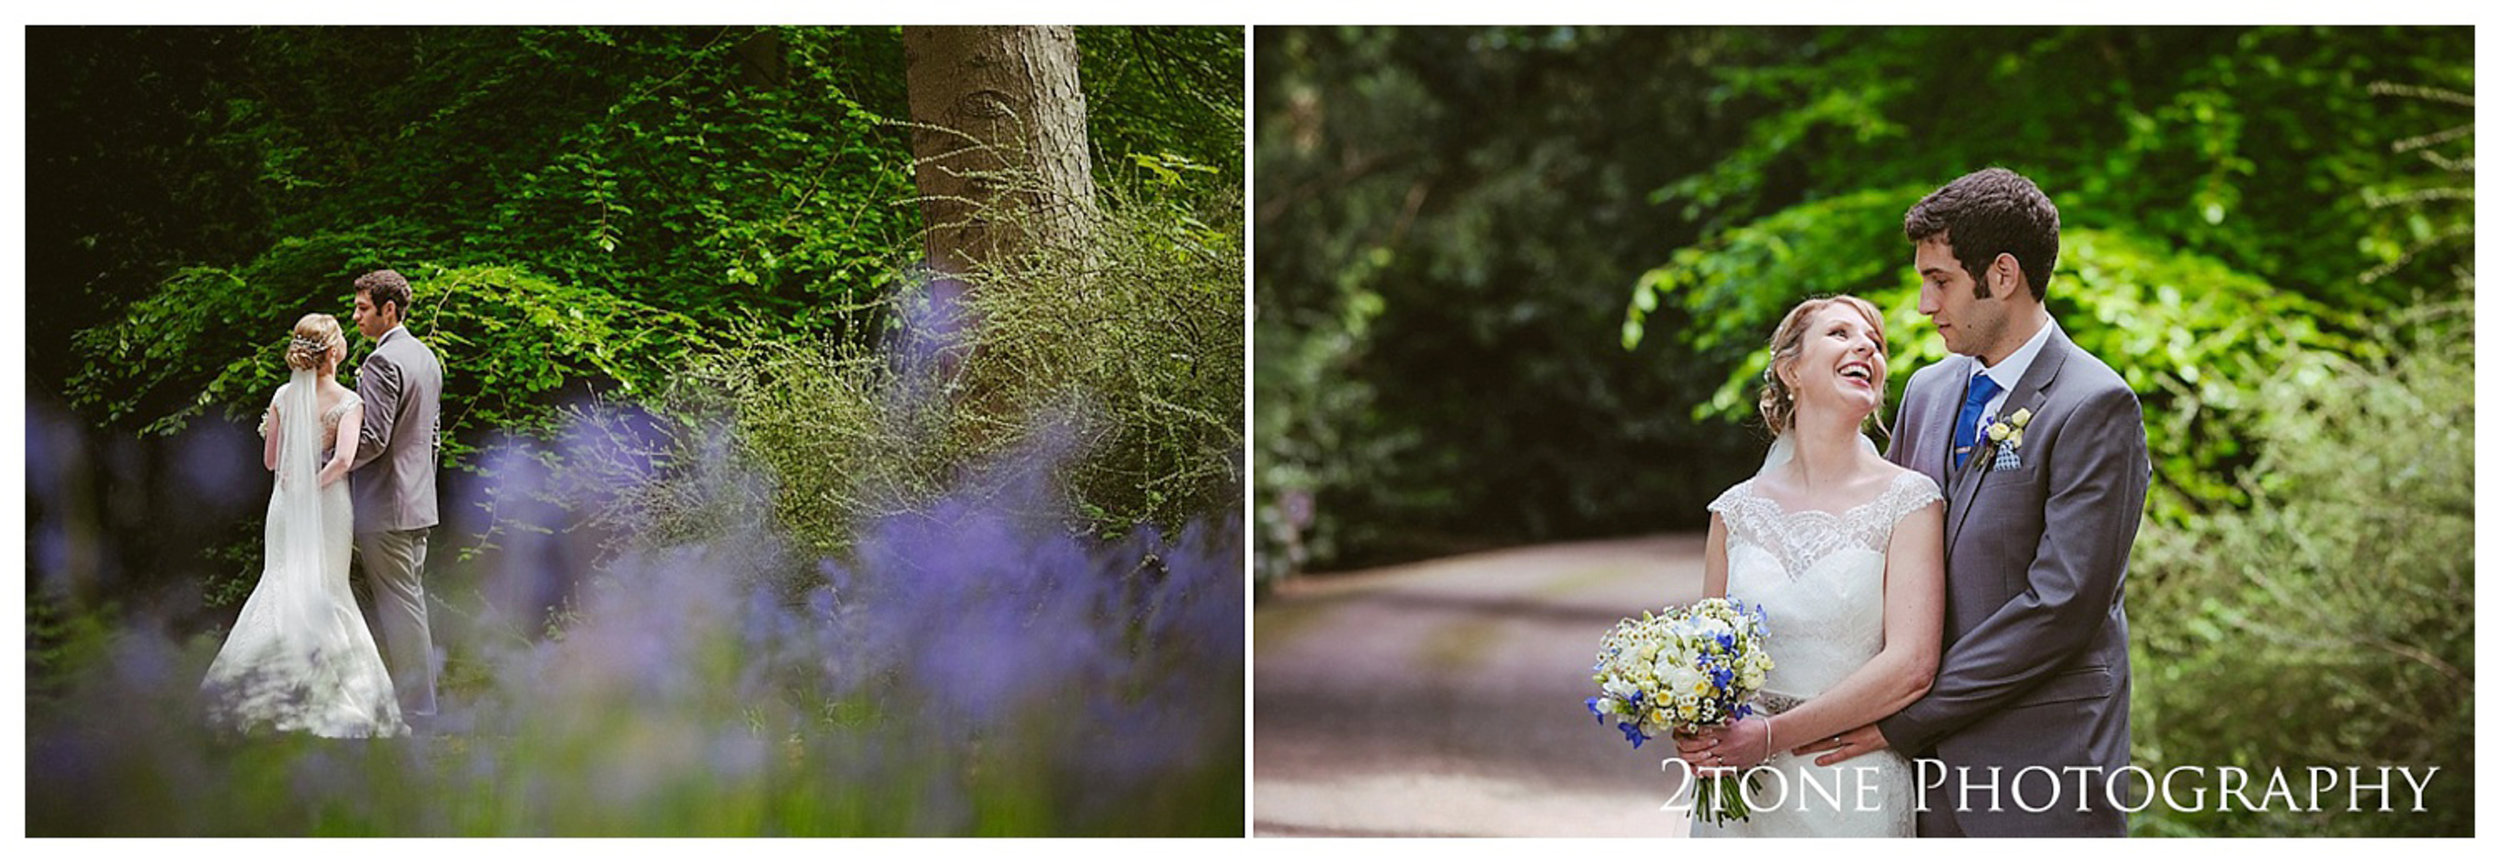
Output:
1972 315 2055 424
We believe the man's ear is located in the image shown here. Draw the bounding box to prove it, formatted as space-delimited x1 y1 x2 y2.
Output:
1991 253 2021 298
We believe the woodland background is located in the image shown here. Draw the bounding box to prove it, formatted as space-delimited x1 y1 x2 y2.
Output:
1254 26 2470 837
27 25 1245 836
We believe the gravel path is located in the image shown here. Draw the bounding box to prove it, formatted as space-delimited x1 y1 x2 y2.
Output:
1253 535 1707 837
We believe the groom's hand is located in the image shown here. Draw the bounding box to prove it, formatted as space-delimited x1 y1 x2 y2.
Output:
1794 723 1888 766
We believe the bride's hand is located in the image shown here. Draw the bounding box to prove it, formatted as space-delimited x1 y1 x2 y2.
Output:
1672 724 1720 757
1710 715 1774 769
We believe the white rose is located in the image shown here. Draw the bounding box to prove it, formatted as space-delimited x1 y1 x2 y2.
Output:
1658 661 1706 701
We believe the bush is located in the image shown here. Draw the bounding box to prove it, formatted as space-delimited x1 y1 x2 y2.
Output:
2124 304 2471 836
602 160 1243 564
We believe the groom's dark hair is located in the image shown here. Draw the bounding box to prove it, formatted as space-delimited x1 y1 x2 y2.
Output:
355 269 414 319
1904 167 2059 301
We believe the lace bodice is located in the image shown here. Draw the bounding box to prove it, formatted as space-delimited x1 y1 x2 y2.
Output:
1706 470 1940 700
1689 469 1939 837
261 384 362 438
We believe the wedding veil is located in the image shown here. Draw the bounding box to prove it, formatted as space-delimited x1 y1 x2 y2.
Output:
1753 432 1881 478
274 368 324 593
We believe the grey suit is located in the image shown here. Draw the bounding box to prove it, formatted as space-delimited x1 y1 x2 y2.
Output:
1876 320 2150 837
351 324 442 716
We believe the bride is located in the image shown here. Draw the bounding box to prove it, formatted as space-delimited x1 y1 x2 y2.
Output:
200 313 407 738
1680 295 1942 837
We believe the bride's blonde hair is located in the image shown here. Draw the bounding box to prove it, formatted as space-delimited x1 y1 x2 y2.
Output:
1759 295 1888 437
286 313 345 371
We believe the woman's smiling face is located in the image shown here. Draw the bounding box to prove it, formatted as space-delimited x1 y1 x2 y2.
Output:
1782 301 1889 425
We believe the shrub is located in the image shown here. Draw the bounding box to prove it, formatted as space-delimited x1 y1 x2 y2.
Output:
2125 304 2471 836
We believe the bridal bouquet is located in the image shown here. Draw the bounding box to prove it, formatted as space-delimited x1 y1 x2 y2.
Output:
1585 596 1773 823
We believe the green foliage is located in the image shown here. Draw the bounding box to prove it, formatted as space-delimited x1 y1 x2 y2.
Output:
49 26 1246 446
1253 251 1396 583
415 265 713 462
1079 27 1247 194
2126 306 2472 836
69 254 707 468
46 27 923 440
1653 27 2473 310
67 230 394 436
467 28 920 321
1626 25 2471 528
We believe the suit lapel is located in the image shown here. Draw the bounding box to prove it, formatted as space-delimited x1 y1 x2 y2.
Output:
1943 321 2074 550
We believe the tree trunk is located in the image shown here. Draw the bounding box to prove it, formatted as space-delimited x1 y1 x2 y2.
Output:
902 26 1096 282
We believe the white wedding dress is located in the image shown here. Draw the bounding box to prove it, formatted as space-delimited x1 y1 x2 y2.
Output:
1690 468 1939 837
201 374 407 737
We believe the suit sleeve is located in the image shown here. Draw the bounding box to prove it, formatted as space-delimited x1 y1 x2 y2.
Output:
1878 383 2150 754
352 353 403 470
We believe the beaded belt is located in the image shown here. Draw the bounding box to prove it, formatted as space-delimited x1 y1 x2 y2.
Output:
1752 691 1804 716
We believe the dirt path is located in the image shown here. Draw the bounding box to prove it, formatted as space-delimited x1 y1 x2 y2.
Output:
1253 534 1708 837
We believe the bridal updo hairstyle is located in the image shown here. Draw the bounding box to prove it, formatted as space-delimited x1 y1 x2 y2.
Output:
286 313 345 371
1758 295 1887 438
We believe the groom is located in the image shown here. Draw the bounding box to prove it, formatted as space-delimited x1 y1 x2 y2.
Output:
1801 168 2150 836
348 269 444 722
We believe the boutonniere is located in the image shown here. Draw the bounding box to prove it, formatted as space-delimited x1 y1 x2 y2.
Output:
1984 407 2034 450
1984 408 2034 471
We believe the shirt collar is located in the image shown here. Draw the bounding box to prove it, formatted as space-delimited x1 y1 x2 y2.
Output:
1975 314 2054 389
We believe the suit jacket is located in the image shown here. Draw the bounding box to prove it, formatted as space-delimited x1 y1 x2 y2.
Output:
350 325 442 533
1875 320 2150 836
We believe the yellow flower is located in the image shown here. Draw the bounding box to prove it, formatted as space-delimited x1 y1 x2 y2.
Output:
1987 408 2035 448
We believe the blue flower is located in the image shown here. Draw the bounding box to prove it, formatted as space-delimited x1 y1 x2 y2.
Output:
1586 696 1605 723
1618 721 1649 748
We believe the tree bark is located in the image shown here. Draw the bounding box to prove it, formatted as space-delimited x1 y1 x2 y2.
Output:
902 26 1097 282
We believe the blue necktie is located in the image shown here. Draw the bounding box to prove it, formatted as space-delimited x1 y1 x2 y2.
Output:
1952 372 2005 470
